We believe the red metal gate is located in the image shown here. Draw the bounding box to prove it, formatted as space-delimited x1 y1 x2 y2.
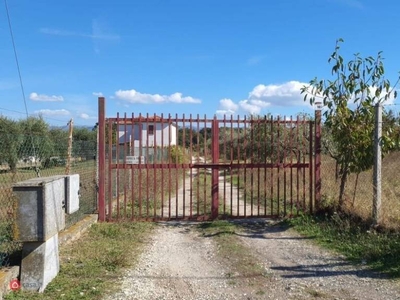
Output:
97 97 321 221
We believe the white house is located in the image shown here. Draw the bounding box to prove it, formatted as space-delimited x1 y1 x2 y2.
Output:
117 116 177 147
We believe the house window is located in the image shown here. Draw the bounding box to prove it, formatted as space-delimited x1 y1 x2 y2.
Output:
148 125 154 135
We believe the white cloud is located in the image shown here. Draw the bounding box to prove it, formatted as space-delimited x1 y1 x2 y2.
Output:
115 89 201 104
246 55 267 66
216 98 239 115
34 109 70 116
216 81 310 115
79 113 96 120
248 81 308 106
80 113 90 119
30 92 64 102
40 27 120 40
92 92 104 97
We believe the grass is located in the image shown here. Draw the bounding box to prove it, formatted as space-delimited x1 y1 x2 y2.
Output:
4 221 154 300
111 169 185 220
286 213 400 278
197 220 269 286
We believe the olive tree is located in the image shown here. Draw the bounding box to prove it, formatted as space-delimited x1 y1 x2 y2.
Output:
301 39 399 209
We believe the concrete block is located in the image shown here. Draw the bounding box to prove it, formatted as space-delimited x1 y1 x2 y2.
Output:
65 174 80 214
13 175 66 242
20 234 59 292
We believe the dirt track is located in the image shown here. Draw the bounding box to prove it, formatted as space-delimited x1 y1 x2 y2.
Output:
104 173 400 300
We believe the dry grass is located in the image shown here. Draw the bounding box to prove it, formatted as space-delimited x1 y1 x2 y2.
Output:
321 152 400 230
109 168 186 220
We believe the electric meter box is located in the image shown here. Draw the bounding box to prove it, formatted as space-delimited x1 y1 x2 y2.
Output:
13 175 66 242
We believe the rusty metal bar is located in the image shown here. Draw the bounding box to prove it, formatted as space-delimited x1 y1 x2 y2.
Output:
203 115 207 219
309 119 314 214
250 115 254 217
107 118 113 221
263 115 267 216
223 115 227 215
138 114 143 218
196 114 200 216
153 113 157 219
270 115 274 215
296 115 300 213
168 114 172 219
98 97 106 221
236 115 240 217
290 116 294 215
211 116 219 219
304 118 308 211
230 115 234 216
146 113 150 219
116 113 120 220
161 113 165 219
243 115 247 217
123 113 128 219
256 117 261 216
283 115 287 216
189 114 193 218
182 114 186 219
277 115 280 216
130 113 135 220
175 114 179 219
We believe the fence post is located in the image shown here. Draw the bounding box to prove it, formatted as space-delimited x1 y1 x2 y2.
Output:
314 102 322 212
211 116 219 219
65 119 73 175
373 103 382 227
98 97 106 222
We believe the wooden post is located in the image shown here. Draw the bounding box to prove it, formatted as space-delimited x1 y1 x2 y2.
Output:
373 103 382 227
65 119 73 175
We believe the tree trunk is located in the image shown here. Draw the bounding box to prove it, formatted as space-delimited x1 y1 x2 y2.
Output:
338 170 348 210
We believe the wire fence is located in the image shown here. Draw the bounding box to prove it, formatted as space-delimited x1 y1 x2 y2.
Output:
0 132 97 267
320 152 400 230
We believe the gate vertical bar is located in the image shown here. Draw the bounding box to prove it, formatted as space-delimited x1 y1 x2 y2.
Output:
315 104 322 211
98 97 106 222
211 116 219 219
308 119 313 214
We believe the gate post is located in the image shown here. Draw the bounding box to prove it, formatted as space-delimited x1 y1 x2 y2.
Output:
211 117 219 219
314 103 322 211
98 97 106 221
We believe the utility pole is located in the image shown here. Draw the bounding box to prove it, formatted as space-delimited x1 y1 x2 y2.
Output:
373 103 382 227
66 119 74 175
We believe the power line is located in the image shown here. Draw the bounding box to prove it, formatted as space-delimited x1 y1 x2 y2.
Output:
0 106 72 124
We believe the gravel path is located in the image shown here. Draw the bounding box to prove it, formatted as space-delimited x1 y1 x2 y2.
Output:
104 221 400 300
104 223 247 300
104 169 400 300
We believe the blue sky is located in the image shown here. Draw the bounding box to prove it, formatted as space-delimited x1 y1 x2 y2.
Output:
1 0 400 126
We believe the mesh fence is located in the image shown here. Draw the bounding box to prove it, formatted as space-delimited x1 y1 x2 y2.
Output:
0 132 97 267
320 152 400 230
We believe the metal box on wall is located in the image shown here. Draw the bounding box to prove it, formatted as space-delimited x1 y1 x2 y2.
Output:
13 175 66 242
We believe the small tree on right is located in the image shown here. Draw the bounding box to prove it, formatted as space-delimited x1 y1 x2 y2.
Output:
301 39 400 210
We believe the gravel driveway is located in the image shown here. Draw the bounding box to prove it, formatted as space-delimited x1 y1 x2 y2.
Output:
104 172 400 300
104 220 400 300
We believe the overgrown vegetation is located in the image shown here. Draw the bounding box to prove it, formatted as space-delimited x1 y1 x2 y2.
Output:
5 222 154 300
301 39 400 208
287 213 400 277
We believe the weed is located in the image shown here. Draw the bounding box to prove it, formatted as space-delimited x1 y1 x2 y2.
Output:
4 222 154 300
287 214 400 277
